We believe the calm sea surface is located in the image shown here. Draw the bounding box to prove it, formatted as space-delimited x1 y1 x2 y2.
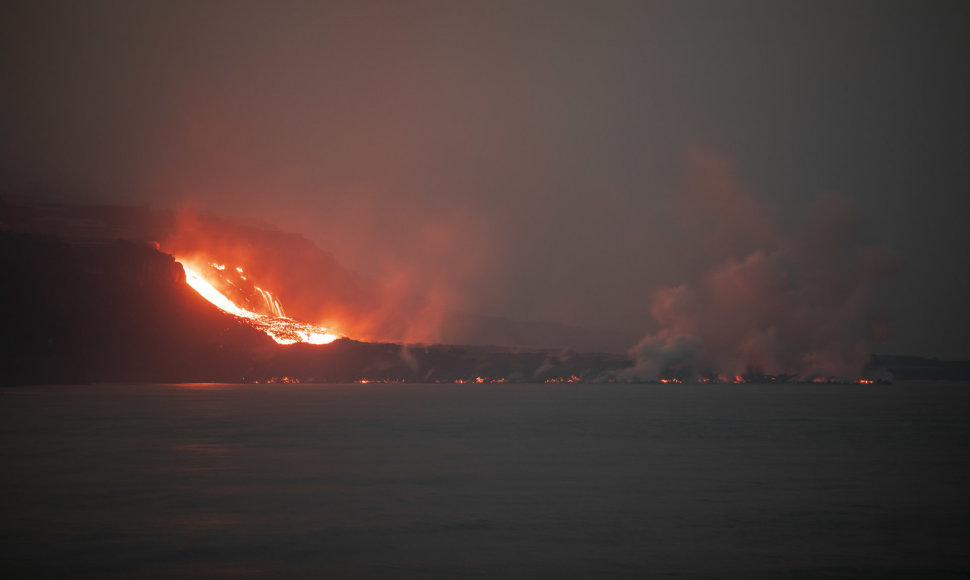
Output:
1 382 969 579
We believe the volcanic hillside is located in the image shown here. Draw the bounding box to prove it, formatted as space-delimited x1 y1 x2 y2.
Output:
1 199 636 352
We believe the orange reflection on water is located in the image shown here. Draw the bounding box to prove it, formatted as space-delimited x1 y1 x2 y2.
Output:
171 383 238 390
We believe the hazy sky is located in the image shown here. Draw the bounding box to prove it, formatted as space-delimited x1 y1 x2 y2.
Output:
2 0 969 358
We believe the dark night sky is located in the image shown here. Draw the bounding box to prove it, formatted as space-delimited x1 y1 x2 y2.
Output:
2 0 969 359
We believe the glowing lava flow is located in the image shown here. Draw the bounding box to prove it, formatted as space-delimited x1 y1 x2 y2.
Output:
179 261 339 345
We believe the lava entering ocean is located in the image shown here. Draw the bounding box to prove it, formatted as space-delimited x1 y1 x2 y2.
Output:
177 258 340 345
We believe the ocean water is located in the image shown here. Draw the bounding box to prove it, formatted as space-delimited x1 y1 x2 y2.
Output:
1 382 969 579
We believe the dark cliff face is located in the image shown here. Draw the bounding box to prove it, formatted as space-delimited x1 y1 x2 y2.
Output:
1 232 86 383
0 232 272 384
0 200 374 333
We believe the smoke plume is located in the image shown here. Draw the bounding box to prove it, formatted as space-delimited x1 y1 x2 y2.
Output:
160 201 500 347
626 152 894 381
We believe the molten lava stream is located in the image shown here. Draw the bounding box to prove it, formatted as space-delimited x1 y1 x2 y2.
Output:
178 259 339 346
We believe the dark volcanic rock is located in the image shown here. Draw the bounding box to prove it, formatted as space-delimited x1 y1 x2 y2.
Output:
1 231 272 384
255 341 632 384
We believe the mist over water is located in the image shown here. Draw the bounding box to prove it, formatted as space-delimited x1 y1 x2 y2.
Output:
2 382 968 578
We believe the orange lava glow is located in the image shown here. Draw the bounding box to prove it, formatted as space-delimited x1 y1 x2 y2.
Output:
178 258 340 346
544 375 583 384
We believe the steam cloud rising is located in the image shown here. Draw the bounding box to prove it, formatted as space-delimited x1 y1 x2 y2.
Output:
626 152 894 381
